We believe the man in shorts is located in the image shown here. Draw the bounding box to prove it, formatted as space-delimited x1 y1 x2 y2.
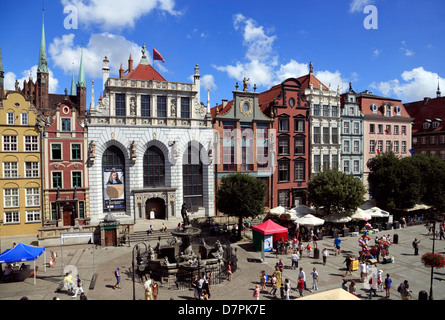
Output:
334 237 342 256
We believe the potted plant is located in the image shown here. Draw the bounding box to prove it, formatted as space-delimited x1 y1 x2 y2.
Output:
421 252 445 269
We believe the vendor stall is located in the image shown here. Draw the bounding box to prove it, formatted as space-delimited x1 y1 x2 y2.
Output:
252 219 288 252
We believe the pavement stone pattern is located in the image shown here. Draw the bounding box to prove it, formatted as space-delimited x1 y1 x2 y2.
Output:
0 219 444 301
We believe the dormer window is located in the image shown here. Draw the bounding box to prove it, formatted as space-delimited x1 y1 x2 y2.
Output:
385 105 391 117
423 119 431 129
433 118 442 129
395 105 401 115
371 104 378 113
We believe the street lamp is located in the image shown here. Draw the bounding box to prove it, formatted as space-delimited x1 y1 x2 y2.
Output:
132 242 147 300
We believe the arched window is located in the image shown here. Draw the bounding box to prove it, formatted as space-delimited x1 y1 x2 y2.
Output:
143 146 165 187
183 144 203 207
102 146 125 210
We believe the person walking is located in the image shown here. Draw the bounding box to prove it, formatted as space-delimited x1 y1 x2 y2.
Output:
64 272 74 295
253 284 260 300
227 262 232 281
310 267 319 292
297 275 305 297
152 281 159 300
400 282 412 300
192 275 199 299
349 280 357 296
368 274 378 299
72 274 84 298
334 237 342 256
269 274 278 298
291 249 299 270
384 273 392 298
439 225 444 240
322 248 329 266
284 278 291 300
359 261 368 282
413 238 420 256
298 267 306 290
343 255 353 276
114 267 121 289
144 275 153 300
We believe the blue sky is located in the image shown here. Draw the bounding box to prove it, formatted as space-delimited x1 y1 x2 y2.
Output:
1 0 444 109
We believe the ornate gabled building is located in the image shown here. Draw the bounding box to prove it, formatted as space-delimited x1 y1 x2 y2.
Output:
212 78 274 209
404 87 445 161
258 77 310 208
87 46 214 238
12 11 91 241
357 90 413 197
340 83 365 180
298 63 342 176
0 90 43 237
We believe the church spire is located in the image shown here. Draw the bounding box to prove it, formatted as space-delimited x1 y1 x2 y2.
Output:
437 77 441 98
70 71 76 95
77 48 86 88
37 9 49 74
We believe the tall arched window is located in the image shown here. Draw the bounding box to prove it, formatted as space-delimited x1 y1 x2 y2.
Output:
143 146 165 187
183 144 203 207
102 146 125 210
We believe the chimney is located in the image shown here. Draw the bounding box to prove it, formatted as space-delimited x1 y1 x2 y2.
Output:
119 63 124 78
128 55 133 73
423 97 430 105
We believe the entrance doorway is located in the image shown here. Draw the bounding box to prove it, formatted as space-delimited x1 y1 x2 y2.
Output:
145 198 166 220
63 206 74 226
104 228 117 246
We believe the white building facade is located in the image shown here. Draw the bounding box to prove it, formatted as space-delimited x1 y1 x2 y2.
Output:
87 49 214 225
300 66 342 175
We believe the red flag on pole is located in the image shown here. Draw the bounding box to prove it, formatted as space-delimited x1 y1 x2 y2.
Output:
377 149 381 155
153 48 165 63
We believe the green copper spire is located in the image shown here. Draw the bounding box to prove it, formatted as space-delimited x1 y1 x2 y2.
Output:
70 71 76 95
77 48 86 88
37 10 49 74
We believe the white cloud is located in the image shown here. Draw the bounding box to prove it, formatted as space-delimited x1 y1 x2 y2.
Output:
349 0 375 12
61 0 181 31
200 74 217 91
400 41 415 56
5 66 59 93
215 14 354 92
370 67 444 102
315 70 349 92
373 48 382 57
49 33 144 79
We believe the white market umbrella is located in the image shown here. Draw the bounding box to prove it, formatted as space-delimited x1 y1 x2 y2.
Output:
295 214 325 226
324 213 352 223
285 209 304 221
366 207 390 218
351 208 372 221
291 205 316 216
269 205 286 215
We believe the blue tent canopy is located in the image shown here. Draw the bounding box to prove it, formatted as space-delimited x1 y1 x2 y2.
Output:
0 243 45 263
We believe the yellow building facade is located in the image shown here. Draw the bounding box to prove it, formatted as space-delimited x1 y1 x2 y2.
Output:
0 91 43 236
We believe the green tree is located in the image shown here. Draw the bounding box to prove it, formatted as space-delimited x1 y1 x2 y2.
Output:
367 152 401 209
216 173 267 240
406 154 445 212
307 169 366 216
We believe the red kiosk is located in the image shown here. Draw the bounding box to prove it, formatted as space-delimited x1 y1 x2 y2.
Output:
252 219 288 252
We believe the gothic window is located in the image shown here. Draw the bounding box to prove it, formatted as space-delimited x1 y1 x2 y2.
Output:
143 146 165 187
183 144 203 207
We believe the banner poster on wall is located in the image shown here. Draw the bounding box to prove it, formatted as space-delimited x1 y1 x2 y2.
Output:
103 167 125 210
264 234 273 252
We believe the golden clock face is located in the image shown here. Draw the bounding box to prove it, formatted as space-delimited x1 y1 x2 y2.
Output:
240 99 253 116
